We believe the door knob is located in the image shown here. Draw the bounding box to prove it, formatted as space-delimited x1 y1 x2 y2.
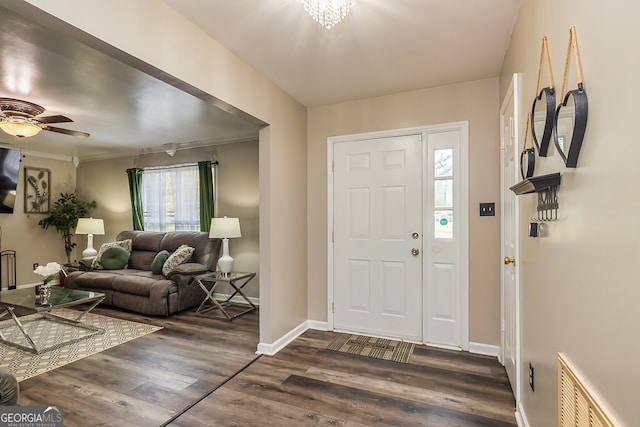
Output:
504 256 516 265
411 248 420 256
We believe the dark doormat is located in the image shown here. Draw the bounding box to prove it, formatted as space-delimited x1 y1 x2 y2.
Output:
327 334 415 363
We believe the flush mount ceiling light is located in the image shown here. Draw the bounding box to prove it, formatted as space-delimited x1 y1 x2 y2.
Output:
302 0 355 29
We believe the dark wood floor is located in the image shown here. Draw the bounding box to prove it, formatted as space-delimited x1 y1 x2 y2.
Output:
17 306 516 426
169 329 517 427
17 305 261 427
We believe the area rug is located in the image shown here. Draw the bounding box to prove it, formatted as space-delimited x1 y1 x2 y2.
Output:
0 308 162 382
327 334 415 363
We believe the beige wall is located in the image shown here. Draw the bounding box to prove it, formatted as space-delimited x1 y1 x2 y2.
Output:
501 0 639 424
75 140 260 298
307 78 502 346
0 152 77 285
76 156 134 247
24 0 308 345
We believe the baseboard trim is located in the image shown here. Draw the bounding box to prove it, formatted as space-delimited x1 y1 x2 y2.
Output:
256 320 308 356
515 401 529 427
256 324 500 361
468 342 500 357
307 320 329 331
212 293 259 306
256 319 330 355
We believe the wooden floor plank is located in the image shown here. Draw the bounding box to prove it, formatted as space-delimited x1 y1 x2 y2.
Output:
167 330 517 426
16 306 260 427
171 387 371 427
11 307 515 426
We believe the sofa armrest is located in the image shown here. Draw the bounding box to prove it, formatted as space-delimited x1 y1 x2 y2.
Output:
166 262 209 276
78 258 95 271
167 263 210 289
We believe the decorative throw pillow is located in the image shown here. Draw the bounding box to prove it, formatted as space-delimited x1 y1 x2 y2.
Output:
162 244 194 276
151 250 170 275
91 239 133 270
100 246 130 270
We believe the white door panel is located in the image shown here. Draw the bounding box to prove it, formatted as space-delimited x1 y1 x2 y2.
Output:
334 135 422 340
424 130 464 347
501 74 520 401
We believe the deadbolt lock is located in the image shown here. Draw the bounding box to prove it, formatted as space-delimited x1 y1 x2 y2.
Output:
412 232 420 240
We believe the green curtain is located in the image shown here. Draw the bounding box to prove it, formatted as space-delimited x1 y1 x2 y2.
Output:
126 168 145 231
198 161 215 232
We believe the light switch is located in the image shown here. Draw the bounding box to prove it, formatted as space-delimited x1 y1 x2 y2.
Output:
479 202 495 216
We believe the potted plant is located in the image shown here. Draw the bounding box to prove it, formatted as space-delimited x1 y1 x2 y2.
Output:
38 193 97 263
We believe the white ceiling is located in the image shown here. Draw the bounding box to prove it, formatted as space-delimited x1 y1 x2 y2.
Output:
0 0 521 160
164 0 522 107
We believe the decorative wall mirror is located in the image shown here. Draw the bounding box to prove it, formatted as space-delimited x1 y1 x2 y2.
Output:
531 36 556 157
553 26 588 168
520 112 535 180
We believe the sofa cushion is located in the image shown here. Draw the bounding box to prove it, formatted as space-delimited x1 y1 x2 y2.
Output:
101 246 130 270
117 231 165 270
111 274 175 297
151 250 170 274
162 245 194 275
160 232 220 270
91 239 133 270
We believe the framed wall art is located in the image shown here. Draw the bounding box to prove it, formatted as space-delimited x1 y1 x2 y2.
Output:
24 167 50 213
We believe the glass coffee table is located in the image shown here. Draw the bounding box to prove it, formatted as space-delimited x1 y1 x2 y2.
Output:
0 286 105 354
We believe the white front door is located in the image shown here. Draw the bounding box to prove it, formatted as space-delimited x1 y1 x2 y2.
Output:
331 124 468 347
500 74 520 400
333 134 423 341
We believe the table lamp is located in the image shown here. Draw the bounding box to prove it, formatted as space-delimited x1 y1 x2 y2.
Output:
75 217 105 258
209 217 241 274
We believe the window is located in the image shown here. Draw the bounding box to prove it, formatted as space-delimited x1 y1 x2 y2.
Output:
141 164 214 232
433 148 454 239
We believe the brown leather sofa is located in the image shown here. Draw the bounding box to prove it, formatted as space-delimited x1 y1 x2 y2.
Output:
64 230 220 316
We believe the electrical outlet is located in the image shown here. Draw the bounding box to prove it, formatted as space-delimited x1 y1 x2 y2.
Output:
529 363 535 391
33 263 38 270
479 202 495 216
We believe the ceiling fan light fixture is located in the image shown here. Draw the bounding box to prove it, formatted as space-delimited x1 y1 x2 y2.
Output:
0 118 42 138
302 0 355 29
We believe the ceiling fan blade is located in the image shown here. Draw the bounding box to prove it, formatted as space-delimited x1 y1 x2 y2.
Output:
43 126 90 138
35 115 73 124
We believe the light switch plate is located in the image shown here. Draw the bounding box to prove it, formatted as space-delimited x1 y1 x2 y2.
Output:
479 202 495 216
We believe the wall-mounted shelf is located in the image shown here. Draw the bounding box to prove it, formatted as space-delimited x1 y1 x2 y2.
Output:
509 172 561 195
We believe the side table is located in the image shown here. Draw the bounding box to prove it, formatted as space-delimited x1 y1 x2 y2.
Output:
195 271 257 320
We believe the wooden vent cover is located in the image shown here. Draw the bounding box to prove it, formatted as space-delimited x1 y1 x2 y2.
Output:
558 353 617 427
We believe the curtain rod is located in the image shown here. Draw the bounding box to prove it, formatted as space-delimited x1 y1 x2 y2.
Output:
144 160 218 171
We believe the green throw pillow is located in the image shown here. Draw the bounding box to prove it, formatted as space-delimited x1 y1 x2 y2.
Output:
100 246 130 270
151 250 170 274
91 239 133 270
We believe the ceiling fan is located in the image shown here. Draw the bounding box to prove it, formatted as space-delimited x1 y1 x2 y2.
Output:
0 98 89 138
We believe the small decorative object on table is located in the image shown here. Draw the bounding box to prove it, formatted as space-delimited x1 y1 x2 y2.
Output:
33 262 62 305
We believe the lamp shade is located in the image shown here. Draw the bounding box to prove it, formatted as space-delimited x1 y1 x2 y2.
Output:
75 218 105 235
0 120 42 138
209 217 241 239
